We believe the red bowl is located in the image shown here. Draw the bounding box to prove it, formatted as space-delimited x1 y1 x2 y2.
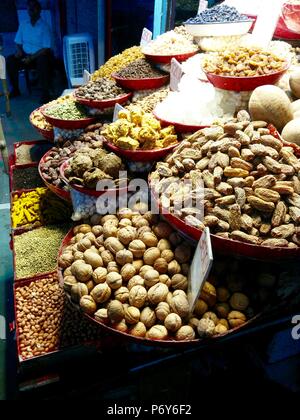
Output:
112 73 169 91
60 160 129 197
144 50 198 64
29 109 54 141
57 229 261 347
41 108 97 130
38 150 71 202
103 138 178 162
74 91 133 109
282 3 300 34
205 65 289 92
153 111 209 133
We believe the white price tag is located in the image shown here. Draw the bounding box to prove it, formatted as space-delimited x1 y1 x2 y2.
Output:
198 0 208 14
83 69 91 85
170 58 183 92
113 103 126 122
188 227 213 314
252 0 285 48
140 28 152 47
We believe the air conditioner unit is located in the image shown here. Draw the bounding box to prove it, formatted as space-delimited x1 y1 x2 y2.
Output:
63 33 95 88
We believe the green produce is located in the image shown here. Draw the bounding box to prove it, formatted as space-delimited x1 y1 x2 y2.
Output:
44 100 89 120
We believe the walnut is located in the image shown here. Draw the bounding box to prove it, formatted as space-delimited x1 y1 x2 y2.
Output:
116 249 134 266
197 318 215 338
153 258 168 274
140 232 158 247
103 222 118 239
218 319 229 329
107 261 119 273
71 261 93 282
139 265 153 277
107 300 124 323
148 283 169 305
101 214 119 225
117 207 134 220
171 274 188 291
64 267 72 277
114 286 130 303
101 250 115 266
124 306 140 324
73 251 84 261
77 238 92 252
75 233 85 243
106 272 122 289
104 237 124 255
143 211 159 225
146 325 168 340
137 226 152 238
170 294 189 318
83 249 103 268
86 280 95 293
119 218 132 228
91 225 103 237
91 283 111 303
160 249 174 263
166 292 173 306
200 282 217 307
155 302 171 321
128 240 146 258
94 308 109 324
140 307 156 328
143 247 161 265
228 311 247 328
132 216 149 229
157 238 172 251
129 322 146 337
174 244 192 264
118 226 137 245
129 285 148 308
74 224 92 235
203 311 219 326
193 299 208 317
132 260 144 272
164 313 182 332
159 274 171 287
114 319 128 333
229 293 249 311
214 324 228 334
71 283 89 303
84 232 97 245
59 252 74 268
168 260 181 276
153 222 173 239
189 317 199 330
79 295 97 315
215 303 230 318
120 263 136 282
144 269 160 288
175 325 195 341
63 276 77 293
127 275 145 290
216 287 230 302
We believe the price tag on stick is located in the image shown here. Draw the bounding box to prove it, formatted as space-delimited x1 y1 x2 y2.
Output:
140 28 152 47
188 227 213 314
170 58 183 92
113 103 126 122
198 0 208 14
83 69 91 85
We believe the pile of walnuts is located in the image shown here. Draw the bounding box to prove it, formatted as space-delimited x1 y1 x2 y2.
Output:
59 209 250 341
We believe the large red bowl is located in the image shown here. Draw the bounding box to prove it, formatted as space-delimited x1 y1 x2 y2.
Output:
38 150 71 202
74 91 133 109
112 73 169 91
153 111 209 133
60 160 129 197
41 108 97 130
144 50 198 64
103 138 178 162
205 65 289 92
57 229 261 347
29 109 54 141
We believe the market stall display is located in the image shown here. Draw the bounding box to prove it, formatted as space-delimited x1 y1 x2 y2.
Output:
29 108 54 141
42 100 96 129
12 165 44 191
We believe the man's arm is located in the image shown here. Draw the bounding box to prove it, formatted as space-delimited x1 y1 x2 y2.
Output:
23 47 50 64
15 43 24 58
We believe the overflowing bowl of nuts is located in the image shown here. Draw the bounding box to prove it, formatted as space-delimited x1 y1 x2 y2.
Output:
42 100 97 129
30 108 54 141
57 211 263 345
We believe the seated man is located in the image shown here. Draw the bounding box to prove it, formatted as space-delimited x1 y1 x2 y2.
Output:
6 0 52 103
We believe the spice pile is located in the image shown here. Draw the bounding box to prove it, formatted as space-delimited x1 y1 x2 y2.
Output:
115 59 167 79
202 47 286 77
102 107 177 150
12 188 72 229
128 87 170 113
15 143 52 165
14 224 70 279
151 110 300 248
44 100 89 120
143 31 198 56
13 166 44 191
92 46 144 80
186 4 250 24
75 78 126 101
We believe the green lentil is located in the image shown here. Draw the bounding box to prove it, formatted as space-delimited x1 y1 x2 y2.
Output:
14 225 71 279
45 100 89 120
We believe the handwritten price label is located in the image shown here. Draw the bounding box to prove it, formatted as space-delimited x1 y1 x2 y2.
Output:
113 103 126 122
140 28 152 47
188 227 213 313
170 58 183 91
